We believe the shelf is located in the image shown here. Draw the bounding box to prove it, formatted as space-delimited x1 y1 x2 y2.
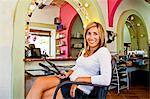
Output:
56 50 65 56
71 37 83 39
56 44 66 47
56 28 66 32
56 32 65 39
56 37 65 40
71 47 82 49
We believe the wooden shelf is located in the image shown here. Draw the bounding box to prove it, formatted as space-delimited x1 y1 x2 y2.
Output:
56 28 66 32
56 37 65 40
30 29 51 36
71 37 83 39
56 44 66 47
71 47 82 49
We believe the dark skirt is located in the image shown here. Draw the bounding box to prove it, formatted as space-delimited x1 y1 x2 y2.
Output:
60 78 88 99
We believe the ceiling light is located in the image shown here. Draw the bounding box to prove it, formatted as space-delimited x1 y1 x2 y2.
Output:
29 4 36 11
137 23 140 26
130 16 134 20
84 2 89 7
140 34 144 37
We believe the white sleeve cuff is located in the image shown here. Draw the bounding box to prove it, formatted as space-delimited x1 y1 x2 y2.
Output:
91 75 111 86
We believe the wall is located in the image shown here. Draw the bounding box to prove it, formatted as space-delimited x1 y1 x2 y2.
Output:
30 5 59 24
97 0 150 53
124 25 131 43
114 0 150 41
0 0 18 98
59 3 77 57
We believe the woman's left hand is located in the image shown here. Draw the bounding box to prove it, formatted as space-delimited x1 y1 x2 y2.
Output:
70 84 77 98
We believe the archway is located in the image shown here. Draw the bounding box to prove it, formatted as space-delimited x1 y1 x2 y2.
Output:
13 0 105 98
116 10 148 54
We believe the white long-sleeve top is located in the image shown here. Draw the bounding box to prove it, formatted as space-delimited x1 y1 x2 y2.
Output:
69 47 112 94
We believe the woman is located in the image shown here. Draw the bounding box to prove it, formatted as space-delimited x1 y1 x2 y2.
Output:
26 22 112 99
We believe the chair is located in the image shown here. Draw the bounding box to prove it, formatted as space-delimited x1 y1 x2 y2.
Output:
53 81 109 99
109 56 129 94
109 57 120 93
52 57 119 99
52 60 110 99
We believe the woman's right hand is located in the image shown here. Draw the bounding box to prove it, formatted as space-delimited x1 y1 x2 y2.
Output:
57 70 67 79
57 70 74 79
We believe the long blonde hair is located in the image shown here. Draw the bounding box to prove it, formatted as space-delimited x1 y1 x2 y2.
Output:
84 22 106 56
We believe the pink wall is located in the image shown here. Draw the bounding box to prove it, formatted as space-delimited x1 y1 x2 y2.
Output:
59 3 78 57
108 0 121 27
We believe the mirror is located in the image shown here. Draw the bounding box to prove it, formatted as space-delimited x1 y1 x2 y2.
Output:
25 0 84 58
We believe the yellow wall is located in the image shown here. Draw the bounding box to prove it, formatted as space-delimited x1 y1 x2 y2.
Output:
12 0 31 98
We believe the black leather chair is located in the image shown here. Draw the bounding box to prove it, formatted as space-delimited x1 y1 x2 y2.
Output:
52 57 114 99
53 81 109 99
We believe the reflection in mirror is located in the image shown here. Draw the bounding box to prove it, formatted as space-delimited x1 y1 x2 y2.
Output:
25 0 84 58
25 29 51 57
25 0 61 58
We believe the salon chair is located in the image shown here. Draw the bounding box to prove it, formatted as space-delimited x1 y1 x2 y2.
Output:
53 81 109 99
53 57 116 99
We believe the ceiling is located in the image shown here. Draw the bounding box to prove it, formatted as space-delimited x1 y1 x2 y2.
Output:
50 0 67 7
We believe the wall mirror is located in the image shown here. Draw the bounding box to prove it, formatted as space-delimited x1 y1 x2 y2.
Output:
25 0 84 58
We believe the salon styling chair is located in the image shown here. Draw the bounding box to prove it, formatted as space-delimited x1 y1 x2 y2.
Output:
53 81 109 99
53 57 117 99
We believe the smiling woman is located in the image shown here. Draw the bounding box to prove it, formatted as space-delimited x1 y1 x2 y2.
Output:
26 22 111 99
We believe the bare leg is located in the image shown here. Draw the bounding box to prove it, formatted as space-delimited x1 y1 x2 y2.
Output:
26 76 60 99
42 87 63 99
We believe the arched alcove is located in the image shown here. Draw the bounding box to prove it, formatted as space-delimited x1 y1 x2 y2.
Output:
13 0 105 98
116 9 148 54
125 14 148 51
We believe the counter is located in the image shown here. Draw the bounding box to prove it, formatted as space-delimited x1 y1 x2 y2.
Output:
25 57 76 76
24 57 77 62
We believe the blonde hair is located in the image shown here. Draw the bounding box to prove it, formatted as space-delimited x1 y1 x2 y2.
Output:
84 22 106 51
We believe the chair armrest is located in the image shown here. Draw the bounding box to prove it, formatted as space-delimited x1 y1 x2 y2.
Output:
53 81 108 99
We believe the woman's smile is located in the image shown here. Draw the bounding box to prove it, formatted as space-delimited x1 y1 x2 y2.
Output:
86 27 100 49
